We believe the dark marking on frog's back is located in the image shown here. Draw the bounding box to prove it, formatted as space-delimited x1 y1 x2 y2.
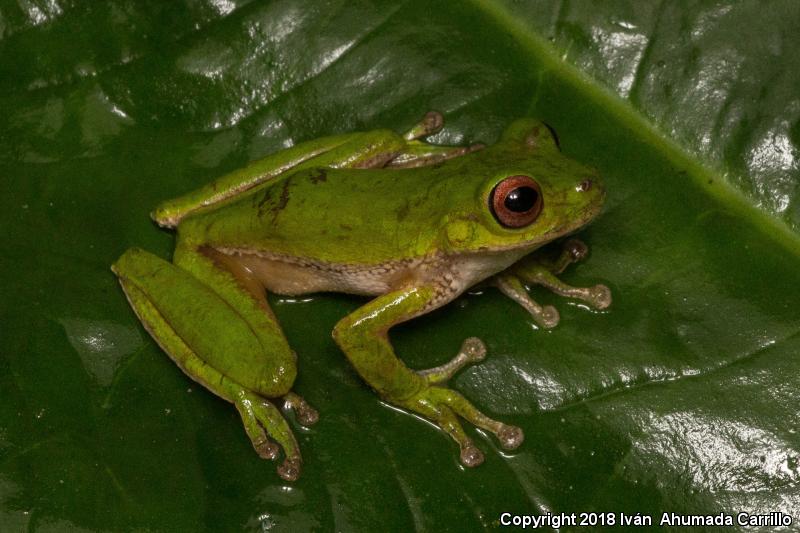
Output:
268 180 292 222
254 179 292 221
256 187 274 218
309 169 327 184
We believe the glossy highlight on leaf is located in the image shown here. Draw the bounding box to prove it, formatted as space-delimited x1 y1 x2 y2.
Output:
1 1 799 531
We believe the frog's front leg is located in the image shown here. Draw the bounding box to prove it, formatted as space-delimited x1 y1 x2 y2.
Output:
494 238 612 328
332 286 523 466
112 245 314 481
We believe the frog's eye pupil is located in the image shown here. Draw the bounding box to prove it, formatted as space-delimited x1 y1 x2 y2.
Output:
490 175 543 228
504 186 538 213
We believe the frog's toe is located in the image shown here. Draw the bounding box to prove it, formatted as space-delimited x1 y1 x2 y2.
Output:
589 284 612 309
497 425 524 450
253 436 281 460
538 305 560 329
418 337 486 385
563 238 588 263
403 111 444 141
277 457 302 482
296 405 319 426
283 391 319 427
460 444 485 467
461 336 487 362
236 395 279 460
422 111 444 136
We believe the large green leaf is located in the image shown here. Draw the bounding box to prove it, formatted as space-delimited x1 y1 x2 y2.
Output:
2 1 799 531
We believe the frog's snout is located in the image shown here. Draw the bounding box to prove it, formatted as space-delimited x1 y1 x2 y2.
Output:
575 174 605 209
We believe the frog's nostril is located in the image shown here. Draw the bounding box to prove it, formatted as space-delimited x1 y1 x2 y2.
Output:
577 179 593 192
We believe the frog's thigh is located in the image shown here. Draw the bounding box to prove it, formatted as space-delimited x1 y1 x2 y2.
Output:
171 242 299 398
114 247 296 398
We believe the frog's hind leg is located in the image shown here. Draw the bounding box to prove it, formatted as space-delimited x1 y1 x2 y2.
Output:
112 246 310 481
387 111 485 169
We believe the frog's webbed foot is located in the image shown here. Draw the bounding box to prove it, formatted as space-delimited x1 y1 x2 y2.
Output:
387 111 485 169
495 238 611 328
405 337 523 466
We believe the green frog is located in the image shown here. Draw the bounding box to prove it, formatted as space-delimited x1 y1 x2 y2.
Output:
112 112 611 481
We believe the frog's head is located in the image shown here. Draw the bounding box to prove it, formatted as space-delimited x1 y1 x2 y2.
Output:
439 119 604 256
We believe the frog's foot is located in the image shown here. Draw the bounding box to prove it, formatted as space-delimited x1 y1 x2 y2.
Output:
494 273 560 329
234 390 303 481
402 337 523 465
499 239 611 324
396 383 524 467
519 265 611 310
536 239 611 309
283 391 319 426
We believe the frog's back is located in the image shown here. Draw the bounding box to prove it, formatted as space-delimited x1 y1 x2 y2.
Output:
182 165 459 266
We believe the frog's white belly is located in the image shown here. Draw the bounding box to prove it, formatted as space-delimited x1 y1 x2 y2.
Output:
219 247 530 301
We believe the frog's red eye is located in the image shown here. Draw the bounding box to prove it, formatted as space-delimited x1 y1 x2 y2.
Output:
489 175 543 228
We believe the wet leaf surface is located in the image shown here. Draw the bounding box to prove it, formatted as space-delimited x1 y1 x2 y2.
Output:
1 1 799 531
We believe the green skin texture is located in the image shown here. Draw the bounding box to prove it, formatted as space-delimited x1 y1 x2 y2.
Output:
112 114 610 481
